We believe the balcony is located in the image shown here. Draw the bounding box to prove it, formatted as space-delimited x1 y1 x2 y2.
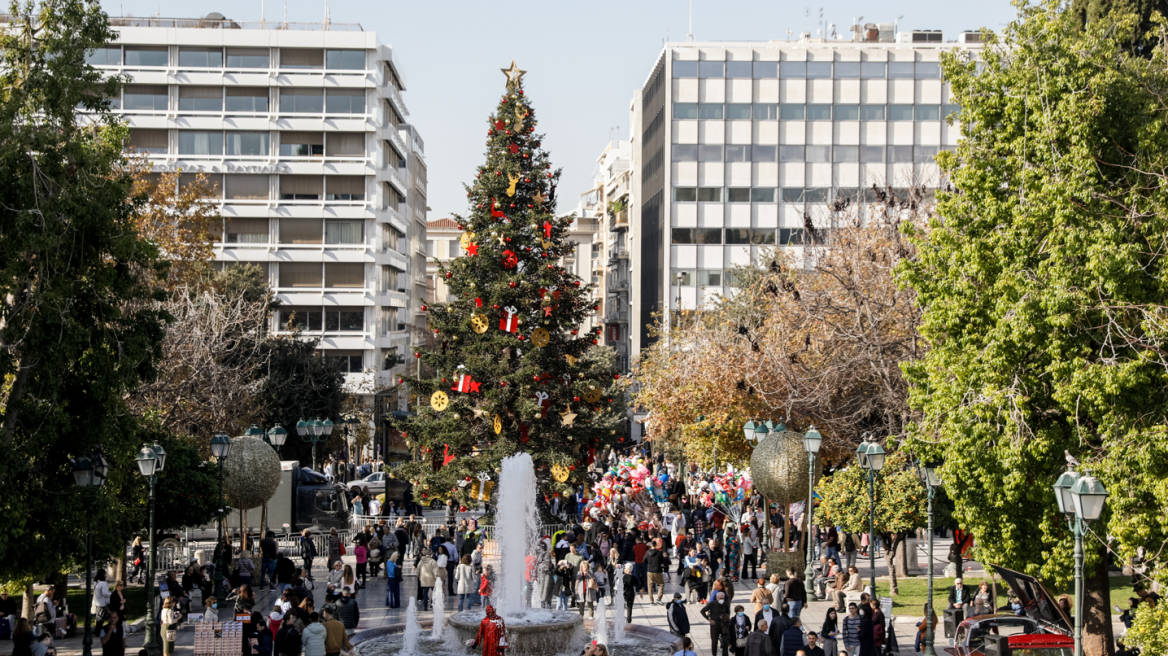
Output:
607 279 629 293
609 210 629 231
608 247 629 262
604 310 628 323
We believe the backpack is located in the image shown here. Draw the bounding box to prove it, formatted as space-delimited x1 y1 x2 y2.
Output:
845 534 855 552
33 601 51 624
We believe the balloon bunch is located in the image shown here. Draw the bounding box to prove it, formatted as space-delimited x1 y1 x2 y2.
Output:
584 455 663 525
697 467 752 509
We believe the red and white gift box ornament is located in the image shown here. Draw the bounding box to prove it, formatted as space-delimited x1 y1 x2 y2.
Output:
534 391 550 418
452 374 481 393
499 306 519 333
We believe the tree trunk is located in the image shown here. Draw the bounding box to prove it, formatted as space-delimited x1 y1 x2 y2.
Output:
22 581 33 619
1082 545 1115 656
883 533 901 595
115 553 126 585
261 502 268 541
240 510 248 553
52 573 68 610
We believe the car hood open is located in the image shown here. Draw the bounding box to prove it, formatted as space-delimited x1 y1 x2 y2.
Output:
991 565 1072 635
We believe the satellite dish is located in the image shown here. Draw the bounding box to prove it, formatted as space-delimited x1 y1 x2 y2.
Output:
204 12 227 20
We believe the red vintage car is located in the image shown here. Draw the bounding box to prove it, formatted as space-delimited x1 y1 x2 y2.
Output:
944 566 1074 656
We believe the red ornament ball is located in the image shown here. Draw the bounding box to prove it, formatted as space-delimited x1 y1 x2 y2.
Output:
592 339 598 345
533 375 541 381
509 282 517 288
573 396 580 402
414 352 421 358
613 374 621 380
398 378 404 384
421 305 428 311
465 476 472 482
519 90 525 95
524 178 530 183
493 304 500 309
459 506 467 512
518 335 525 341
547 172 553 178
547 264 554 270
574 281 580 287
571 330 578 335
500 381 507 387
510 204 516 208
422 493 428 499
496 171 502 175
446 272 453 278
505 237 511 243
528 205 533 209
569 465 575 471
619 438 624 443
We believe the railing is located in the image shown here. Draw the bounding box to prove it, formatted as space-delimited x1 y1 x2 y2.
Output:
108 16 364 31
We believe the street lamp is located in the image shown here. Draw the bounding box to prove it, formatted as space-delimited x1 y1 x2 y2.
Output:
856 434 885 593
1053 470 1108 656
135 442 166 656
298 418 331 472
914 459 943 656
72 446 108 656
802 426 822 584
210 433 232 600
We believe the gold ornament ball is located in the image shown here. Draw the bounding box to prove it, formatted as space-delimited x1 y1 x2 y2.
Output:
750 427 823 502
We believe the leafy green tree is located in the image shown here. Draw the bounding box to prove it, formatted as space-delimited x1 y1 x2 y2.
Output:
901 3 1168 652
394 68 622 506
0 0 169 590
1125 602 1168 655
255 335 346 469
1070 0 1166 51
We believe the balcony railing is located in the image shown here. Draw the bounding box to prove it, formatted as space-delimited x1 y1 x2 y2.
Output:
106 16 364 31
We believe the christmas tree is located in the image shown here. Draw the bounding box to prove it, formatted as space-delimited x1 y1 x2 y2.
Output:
395 62 624 509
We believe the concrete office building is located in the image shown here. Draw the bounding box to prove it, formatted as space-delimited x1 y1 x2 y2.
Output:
84 14 427 404
626 28 982 365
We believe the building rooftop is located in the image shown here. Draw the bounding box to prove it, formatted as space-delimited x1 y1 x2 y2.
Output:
90 12 363 32
427 218 460 230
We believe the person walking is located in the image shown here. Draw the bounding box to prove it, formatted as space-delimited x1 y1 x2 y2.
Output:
645 539 669 605
621 564 637 623
384 558 401 609
260 532 279 591
741 531 760 581
779 618 804 656
335 590 360 633
457 555 477 612
749 579 773 616
666 593 690 638
700 590 732 656
416 549 438 611
746 619 773 656
301 613 327 656
556 561 575 611
99 611 126 656
857 604 875 656
299 530 318 580
783 569 806 618
842 603 862 656
576 562 598 619
820 608 840 656
730 605 752 656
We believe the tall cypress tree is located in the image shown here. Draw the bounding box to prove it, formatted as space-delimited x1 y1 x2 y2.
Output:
395 63 621 507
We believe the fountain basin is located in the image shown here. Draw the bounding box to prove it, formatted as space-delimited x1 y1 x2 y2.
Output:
447 610 583 656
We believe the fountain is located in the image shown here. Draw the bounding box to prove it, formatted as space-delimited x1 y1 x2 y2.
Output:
433 587 446 640
611 576 627 643
403 598 420 655
594 596 609 646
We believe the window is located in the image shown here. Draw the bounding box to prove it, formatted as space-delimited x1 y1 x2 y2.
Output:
697 145 723 162
916 62 941 79
279 218 322 244
698 270 724 285
672 144 697 162
281 48 323 69
178 48 222 68
780 62 806 78
779 228 806 245
861 62 886 79
860 146 885 163
726 104 752 120
698 62 724 78
888 146 914 162
381 266 399 292
673 187 697 202
179 173 221 196
889 62 915 79
325 309 364 331
835 62 860 78
124 46 167 67
279 132 324 157
178 86 222 112
672 61 698 77
326 176 365 201
178 131 223 156
224 175 269 200
779 145 805 162
780 104 805 120
225 217 268 243
313 489 341 512
426 239 435 256
835 104 859 121
782 188 805 203
725 145 750 162
807 62 832 79
750 187 777 202
806 146 831 162
698 188 722 202
225 131 269 156
944 104 962 120
673 103 698 119
123 85 167 111
280 175 323 200
726 228 775 244
728 188 750 202
280 89 324 113
753 62 778 78
127 129 167 154
383 347 401 370
698 103 724 119
280 307 323 330
834 188 861 203
752 145 777 162
225 88 269 113
726 61 752 78
227 48 269 68
754 103 778 120
671 228 723 244
916 104 940 121
325 351 364 373
861 105 886 121
86 46 120 66
833 146 859 162
672 269 696 286
914 146 940 163
326 89 365 114
889 104 915 121
325 263 364 288
807 104 832 121
327 133 364 157
326 50 365 70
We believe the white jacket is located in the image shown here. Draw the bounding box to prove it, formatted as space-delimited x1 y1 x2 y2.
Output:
455 564 476 595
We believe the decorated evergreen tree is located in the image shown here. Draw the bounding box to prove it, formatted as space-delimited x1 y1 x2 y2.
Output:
394 62 623 508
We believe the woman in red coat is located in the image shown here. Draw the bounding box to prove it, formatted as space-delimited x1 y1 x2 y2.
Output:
468 605 509 656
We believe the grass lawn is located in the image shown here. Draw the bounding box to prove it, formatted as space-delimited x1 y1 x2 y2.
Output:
65 585 148 623
862 575 1133 616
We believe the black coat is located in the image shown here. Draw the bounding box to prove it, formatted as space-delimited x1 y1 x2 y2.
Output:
767 616 791 653
784 578 807 604
700 599 732 634
948 585 974 607
666 599 691 636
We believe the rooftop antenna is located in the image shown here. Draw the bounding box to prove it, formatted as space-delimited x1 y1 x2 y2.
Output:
896 15 904 36
261 0 265 27
284 0 287 28
687 0 694 41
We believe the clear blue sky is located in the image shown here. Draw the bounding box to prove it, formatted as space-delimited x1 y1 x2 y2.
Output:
101 0 1017 221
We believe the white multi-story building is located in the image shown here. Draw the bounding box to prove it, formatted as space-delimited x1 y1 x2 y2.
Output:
627 27 982 360
85 13 426 398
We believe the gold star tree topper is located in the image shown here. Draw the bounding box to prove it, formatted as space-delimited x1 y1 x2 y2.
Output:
501 60 526 89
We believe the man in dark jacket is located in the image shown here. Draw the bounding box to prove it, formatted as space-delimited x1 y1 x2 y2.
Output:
335 590 361 630
644 539 669 604
779 618 805 656
947 578 973 609
665 593 690 637
700 590 732 656
274 552 296 597
746 620 774 656
259 531 279 591
767 604 791 654
274 620 302 656
783 569 807 618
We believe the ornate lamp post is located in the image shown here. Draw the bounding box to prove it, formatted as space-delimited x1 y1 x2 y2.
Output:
802 426 822 584
246 424 288 456
297 418 333 472
72 446 109 656
855 434 885 594
135 442 167 656
210 433 232 600
1053 470 1108 656
914 459 943 656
